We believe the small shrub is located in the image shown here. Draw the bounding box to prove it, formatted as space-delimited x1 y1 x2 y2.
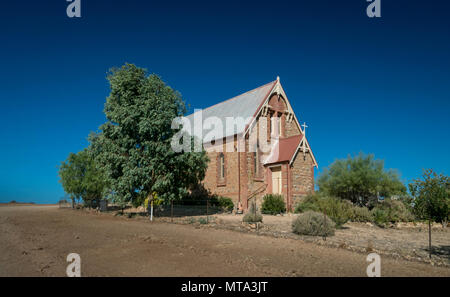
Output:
371 208 389 227
292 211 335 237
243 212 263 223
243 203 263 223
294 194 350 228
217 197 234 212
198 217 208 224
384 199 415 222
187 218 196 224
294 194 320 213
261 194 286 215
371 198 415 226
350 206 373 222
318 197 351 228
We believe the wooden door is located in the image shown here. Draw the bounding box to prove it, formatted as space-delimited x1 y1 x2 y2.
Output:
271 166 282 194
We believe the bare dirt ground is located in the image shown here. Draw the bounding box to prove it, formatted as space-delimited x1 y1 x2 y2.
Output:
0 205 449 277
205 213 450 266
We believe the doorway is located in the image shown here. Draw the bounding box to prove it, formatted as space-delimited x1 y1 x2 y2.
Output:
271 166 282 194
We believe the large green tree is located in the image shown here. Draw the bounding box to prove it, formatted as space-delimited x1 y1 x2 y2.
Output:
318 153 406 206
58 148 107 208
91 64 208 207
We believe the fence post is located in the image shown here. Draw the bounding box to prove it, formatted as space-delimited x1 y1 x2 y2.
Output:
206 200 209 224
171 200 174 223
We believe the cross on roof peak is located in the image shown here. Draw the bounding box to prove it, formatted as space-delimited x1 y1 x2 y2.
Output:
302 122 308 136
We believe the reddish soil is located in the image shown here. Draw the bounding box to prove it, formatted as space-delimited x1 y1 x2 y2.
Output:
1 205 449 277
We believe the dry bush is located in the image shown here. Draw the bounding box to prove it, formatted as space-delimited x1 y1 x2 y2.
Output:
243 203 263 223
292 211 335 237
350 206 373 222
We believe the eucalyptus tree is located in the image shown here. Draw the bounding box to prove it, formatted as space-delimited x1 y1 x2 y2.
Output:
318 153 406 206
58 148 107 208
91 64 208 214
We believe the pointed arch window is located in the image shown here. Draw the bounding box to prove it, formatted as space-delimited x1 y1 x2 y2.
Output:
219 153 225 179
271 113 281 138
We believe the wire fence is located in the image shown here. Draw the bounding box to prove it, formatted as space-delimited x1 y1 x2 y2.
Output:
58 198 232 223
153 200 230 219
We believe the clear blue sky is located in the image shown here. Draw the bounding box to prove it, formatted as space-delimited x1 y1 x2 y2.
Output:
0 0 449 203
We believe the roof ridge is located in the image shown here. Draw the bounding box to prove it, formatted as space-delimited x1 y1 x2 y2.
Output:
190 80 277 115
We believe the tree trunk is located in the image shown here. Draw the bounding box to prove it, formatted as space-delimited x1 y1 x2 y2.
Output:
150 200 154 222
428 219 432 259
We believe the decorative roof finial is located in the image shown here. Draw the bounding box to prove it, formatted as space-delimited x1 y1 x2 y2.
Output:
277 76 280 82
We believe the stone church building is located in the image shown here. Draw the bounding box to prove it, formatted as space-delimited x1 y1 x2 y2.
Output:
186 77 318 212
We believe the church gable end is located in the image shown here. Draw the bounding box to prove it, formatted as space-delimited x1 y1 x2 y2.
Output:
192 78 317 212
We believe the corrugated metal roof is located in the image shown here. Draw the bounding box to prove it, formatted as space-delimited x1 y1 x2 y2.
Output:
186 81 276 142
264 134 303 165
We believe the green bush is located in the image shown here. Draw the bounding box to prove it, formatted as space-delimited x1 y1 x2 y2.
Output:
371 198 415 227
243 203 263 223
371 208 389 227
261 194 286 215
198 217 208 224
384 199 415 222
217 196 234 212
294 194 350 228
294 194 320 213
319 197 351 228
295 194 415 227
350 206 373 222
292 211 335 237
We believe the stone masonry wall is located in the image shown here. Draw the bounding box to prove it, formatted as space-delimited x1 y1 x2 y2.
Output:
290 152 315 208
